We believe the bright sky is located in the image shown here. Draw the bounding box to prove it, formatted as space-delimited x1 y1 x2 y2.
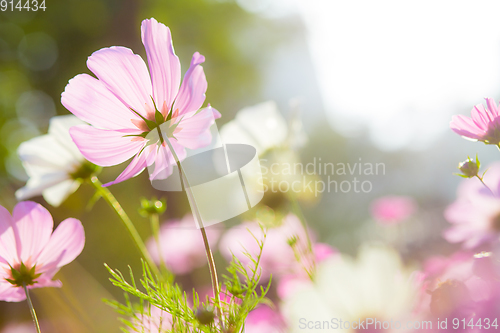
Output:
295 0 500 150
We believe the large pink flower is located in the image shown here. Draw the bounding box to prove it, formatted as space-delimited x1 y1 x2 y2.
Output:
0 201 85 302
444 162 500 248
62 18 220 186
417 251 500 331
450 97 500 144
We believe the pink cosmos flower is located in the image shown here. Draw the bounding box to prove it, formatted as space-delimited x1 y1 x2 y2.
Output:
146 214 220 275
417 251 500 331
61 18 220 186
444 162 500 248
0 201 85 302
450 97 500 144
370 195 417 225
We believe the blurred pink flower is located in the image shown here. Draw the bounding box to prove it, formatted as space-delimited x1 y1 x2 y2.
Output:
131 305 172 333
418 251 500 330
313 243 338 263
450 97 500 144
277 243 338 300
370 195 417 224
245 305 286 333
62 18 220 186
219 214 321 280
146 214 220 275
444 162 500 248
0 201 85 302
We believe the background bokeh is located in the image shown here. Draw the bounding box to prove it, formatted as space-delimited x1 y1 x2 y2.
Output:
0 0 498 332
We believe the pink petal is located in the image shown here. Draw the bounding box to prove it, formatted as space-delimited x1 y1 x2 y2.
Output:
86 46 154 119
150 144 174 181
0 205 16 265
485 97 500 118
103 145 156 187
471 105 489 129
62 74 141 130
36 218 84 270
172 52 207 116
0 283 26 302
450 115 483 140
69 125 146 167
174 106 219 150
12 201 53 264
150 139 187 180
141 18 181 115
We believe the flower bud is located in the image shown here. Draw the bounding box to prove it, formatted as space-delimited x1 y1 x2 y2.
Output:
457 156 480 178
138 197 167 217
195 305 215 325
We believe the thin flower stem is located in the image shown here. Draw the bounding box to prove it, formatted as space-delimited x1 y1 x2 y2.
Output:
89 177 161 278
150 213 169 275
476 175 495 195
23 284 41 333
157 128 222 323
290 197 316 278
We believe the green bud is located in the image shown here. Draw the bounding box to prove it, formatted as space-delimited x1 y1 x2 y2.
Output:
457 155 480 178
138 197 167 217
5 262 41 287
287 235 298 247
194 305 215 325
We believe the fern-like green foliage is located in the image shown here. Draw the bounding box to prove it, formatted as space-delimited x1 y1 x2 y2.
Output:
104 226 271 333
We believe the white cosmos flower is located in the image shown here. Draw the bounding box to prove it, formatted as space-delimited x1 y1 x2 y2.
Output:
281 245 419 333
16 115 95 207
220 100 307 155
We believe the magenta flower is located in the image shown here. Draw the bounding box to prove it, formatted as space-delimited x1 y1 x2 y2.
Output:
444 162 500 248
146 214 220 275
0 201 85 302
61 18 220 186
370 195 417 225
450 98 500 144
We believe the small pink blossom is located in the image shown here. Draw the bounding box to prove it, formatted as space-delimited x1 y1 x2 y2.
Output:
146 214 220 275
277 243 338 300
245 305 287 333
444 162 500 248
0 201 85 302
219 214 314 280
62 18 220 186
370 195 417 225
131 305 172 333
450 97 500 144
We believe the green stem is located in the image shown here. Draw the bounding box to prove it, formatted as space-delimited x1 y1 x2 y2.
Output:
290 197 315 278
476 175 494 195
157 128 222 324
89 177 160 278
150 213 169 276
23 284 41 333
